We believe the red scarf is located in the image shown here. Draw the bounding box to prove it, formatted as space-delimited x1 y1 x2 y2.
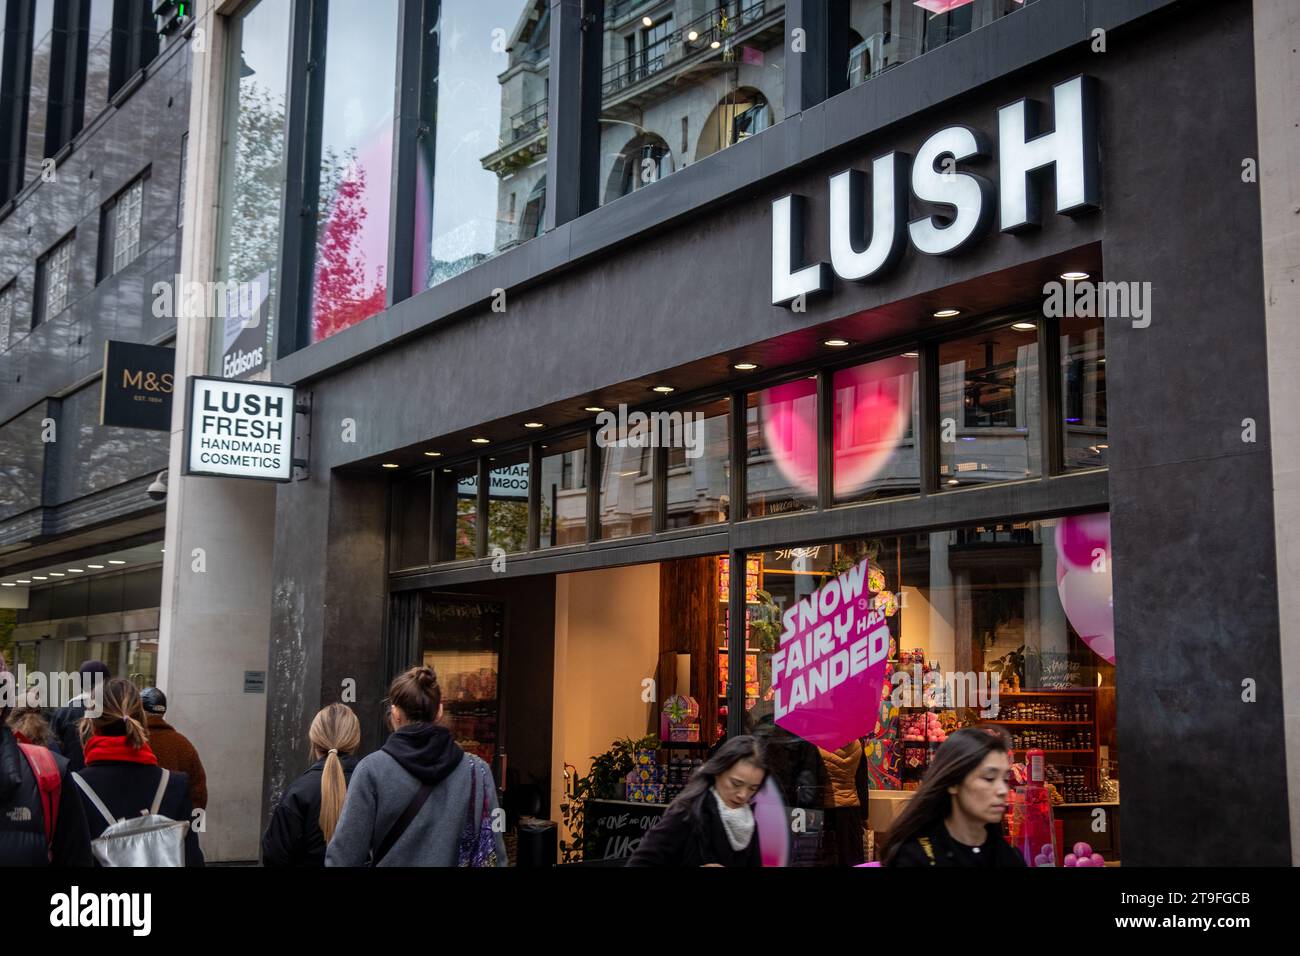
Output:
82 735 159 766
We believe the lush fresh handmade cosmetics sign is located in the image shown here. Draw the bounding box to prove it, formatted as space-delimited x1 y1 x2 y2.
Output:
771 559 890 749
183 376 294 482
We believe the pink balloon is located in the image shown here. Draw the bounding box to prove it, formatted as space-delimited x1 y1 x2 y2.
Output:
760 379 819 494
1056 513 1111 568
752 776 790 867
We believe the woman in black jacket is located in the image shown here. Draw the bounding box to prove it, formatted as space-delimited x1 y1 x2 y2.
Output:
262 703 361 866
881 727 1025 867
627 735 767 867
72 679 203 867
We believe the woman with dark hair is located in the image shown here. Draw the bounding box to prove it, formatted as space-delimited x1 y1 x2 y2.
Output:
881 727 1025 867
627 735 767 867
326 665 506 867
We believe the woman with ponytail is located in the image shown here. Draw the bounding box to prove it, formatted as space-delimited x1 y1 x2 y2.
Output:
72 678 204 866
262 703 361 866
326 665 507 866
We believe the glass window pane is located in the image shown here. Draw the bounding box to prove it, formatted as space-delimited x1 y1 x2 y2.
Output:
417 1 541 289
1060 315 1107 470
24 1 54 184
540 434 587 547
307 1 399 343
742 511 1121 865
845 0 1031 92
938 323 1041 489
485 450 530 555
833 354 919 504
665 399 730 528
435 462 480 560
213 0 291 378
598 419 653 539
84 1 114 121
597 1 784 207
747 379 818 518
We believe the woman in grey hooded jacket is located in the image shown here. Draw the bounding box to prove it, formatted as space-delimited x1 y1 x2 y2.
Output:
326 665 507 867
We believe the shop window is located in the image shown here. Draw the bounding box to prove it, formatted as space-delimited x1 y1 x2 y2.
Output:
33 231 75 327
211 0 291 378
598 418 653 539
434 462 480 560
937 322 1041 489
485 449 530 556
415 0 544 290
1059 314 1107 470
539 434 587 548
841 0 1034 98
746 379 818 518
833 354 919 505
83 0 115 124
22 0 54 185
743 510 1120 866
596 1 784 206
665 398 730 529
97 171 146 281
390 472 432 570
419 596 503 767
303 0 399 344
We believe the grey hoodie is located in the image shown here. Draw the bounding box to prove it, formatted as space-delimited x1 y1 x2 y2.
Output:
325 748 507 867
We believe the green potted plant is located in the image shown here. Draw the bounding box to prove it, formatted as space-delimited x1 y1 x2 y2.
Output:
558 733 660 863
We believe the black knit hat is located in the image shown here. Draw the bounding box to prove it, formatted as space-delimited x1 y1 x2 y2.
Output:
141 686 167 714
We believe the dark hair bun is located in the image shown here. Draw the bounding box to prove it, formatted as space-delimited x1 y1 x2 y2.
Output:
415 666 439 687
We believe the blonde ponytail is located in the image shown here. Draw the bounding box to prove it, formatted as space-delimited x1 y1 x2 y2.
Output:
309 703 361 842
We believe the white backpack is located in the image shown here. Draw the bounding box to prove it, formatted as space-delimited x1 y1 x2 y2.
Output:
72 769 189 867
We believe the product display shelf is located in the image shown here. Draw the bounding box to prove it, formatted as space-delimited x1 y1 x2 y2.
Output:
978 686 1104 804
983 719 1090 725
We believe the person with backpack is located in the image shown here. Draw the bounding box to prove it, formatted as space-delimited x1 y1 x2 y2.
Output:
8 688 64 757
0 654 93 866
262 702 361 866
326 665 507 867
72 678 203 867
140 687 208 811
49 660 111 772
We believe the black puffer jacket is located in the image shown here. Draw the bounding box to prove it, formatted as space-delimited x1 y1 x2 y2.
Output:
0 726 93 866
73 761 205 866
626 787 762 867
261 755 359 867
49 698 90 772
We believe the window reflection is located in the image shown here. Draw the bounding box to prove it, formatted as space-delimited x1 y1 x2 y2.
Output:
540 435 588 547
665 399 731 528
1060 315 1107 470
747 379 818 518
833 355 919 504
598 420 653 539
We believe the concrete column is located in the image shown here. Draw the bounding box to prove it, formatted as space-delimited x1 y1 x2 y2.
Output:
1253 0 1300 866
157 0 277 862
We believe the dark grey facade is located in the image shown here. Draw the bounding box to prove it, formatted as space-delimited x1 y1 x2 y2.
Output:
258 0 1289 865
0 8 188 611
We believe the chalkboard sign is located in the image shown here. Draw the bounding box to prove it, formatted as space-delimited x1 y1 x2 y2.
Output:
584 799 666 862
421 598 504 651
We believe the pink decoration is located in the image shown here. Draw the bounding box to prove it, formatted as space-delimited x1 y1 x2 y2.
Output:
1073 841 1093 858
1091 852 1105 867
752 776 790 867
772 559 890 750
1055 513 1116 664
760 357 914 499
1064 853 1078 867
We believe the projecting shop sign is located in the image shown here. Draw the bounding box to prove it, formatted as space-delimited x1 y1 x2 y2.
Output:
183 376 295 482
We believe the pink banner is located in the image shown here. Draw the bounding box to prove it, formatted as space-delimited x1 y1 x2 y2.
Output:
772 559 891 750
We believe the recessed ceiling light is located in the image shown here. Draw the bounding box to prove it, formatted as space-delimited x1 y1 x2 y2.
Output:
16 579 31 584
902 351 918 358
1096 443 1109 450
1061 271 1090 281
108 560 126 565
382 463 400 469
823 339 850 348
947 479 960 486
643 15 655 26
160 548 165 553
584 405 605 413
651 385 675 393
710 39 721 48
733 362 759 371
87 564 104 569
68 569 84 573
687 29 699 41
933 308 961 318
1 583 14 587
1012 321 1037 331
423 451 442 458
442 468 452 473
523 422 545 429
48 572 65 577
471 437 491 444
32 576 48 580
